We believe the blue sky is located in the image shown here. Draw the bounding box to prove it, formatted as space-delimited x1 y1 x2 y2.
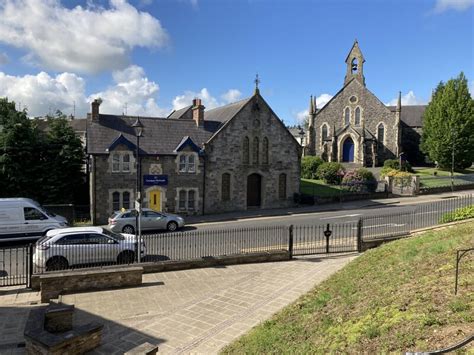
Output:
0 0 472 125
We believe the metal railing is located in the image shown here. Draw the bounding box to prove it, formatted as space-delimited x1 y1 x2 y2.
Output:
419 173 474 192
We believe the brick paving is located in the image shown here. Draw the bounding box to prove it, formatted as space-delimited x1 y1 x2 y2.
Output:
0 254 357 354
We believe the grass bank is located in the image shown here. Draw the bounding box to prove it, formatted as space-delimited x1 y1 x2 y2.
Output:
222 222 474 354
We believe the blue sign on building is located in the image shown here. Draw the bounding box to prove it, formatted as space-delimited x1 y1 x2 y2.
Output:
143 175 168 186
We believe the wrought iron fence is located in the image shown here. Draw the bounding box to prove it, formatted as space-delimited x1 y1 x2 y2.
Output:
0 245 32 287
292 222 359 255
142 225 289 262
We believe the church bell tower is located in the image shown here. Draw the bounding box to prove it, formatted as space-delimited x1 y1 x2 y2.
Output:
344 40 366 86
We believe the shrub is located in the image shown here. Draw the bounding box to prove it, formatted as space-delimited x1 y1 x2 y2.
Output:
301 156 324 179
439 205 474 224
316 162 345 185
392 171 413 187
382 159 414 173
341 168 377 193
380 167 398 178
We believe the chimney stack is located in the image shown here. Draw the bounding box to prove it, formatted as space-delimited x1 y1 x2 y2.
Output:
91 98 102 120
192 98 205 127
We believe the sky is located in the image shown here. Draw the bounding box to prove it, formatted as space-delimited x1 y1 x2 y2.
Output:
0 0 473 125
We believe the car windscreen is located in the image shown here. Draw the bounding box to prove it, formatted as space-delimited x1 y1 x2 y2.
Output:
109 211 121 219
102 228 125 240
40 208 56 217
36 234 54 244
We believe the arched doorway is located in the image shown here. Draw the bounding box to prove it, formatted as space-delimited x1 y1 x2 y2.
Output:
342 137 355 162
247 173 262 207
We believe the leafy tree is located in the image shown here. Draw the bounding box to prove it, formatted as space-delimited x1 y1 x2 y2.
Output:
0 100 85 203
301 156 323 179
41 111 85 203
0 98 45 199
421 72 474 170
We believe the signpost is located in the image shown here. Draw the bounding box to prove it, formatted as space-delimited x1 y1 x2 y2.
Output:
143 175 168 186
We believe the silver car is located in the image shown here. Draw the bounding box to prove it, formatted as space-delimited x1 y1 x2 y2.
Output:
34 226 146 271
108 209 185 234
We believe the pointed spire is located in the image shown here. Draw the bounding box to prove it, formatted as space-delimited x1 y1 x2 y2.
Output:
313 96 317 113
397 91 401 112
309 95 314 114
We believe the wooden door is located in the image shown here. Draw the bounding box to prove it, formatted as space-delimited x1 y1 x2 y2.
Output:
149 190 161 211
247 174 262 207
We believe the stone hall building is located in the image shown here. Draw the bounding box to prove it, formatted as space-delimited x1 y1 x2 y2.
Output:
305 40 426 166
87 88 301 224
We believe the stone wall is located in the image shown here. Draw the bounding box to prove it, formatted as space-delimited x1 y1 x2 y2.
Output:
37 266 143 301
92 145 203 224
313 79 399 166
204 94 301 213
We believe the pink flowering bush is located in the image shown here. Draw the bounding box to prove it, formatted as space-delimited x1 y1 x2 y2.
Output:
341 168 377 192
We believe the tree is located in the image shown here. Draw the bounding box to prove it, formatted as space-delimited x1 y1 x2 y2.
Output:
41 111 85 203
421 72 474 170
0 98 45 199
0 100 85 203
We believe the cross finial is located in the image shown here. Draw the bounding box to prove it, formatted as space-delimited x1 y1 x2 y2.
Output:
254 74 260 94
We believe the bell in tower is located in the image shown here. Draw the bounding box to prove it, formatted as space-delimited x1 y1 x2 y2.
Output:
344 40 365 86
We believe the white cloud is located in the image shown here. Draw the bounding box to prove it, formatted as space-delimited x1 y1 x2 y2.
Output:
386 91 426 106
172 88 240 111
294 93 333 124
433 0 474 12
0 71 88 117
0 52 8 65
89 65 169 117
0 0 168 73
221 89 242 103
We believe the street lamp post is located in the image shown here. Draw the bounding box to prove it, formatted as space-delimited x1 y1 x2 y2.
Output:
298 125 305 157
451 126 456 194
132 117 143 263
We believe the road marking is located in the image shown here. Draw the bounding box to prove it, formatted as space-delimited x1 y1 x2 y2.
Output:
320 214 361 220
353 223 406 230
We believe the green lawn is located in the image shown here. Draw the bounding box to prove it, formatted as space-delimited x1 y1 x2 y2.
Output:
414 167 474 176
221 222 474 354
300 178 349 197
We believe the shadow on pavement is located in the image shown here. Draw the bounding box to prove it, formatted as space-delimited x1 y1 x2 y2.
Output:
0 305 166 354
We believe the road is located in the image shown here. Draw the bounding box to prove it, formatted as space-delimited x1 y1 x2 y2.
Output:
1 190 472 283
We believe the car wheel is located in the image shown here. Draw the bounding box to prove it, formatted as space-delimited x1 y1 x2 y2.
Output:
167 221 178 232
45 256 69 271
122 225 135 234
117 250 135 264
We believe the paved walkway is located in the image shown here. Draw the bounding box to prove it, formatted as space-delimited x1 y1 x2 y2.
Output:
0 254 357 354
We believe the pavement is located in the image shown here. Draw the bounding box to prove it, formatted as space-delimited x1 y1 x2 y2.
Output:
185 189 474 226
0 253 357 354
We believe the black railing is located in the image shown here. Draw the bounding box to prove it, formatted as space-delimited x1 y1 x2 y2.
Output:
0 245 31 287
143 226 289 262
292 222 359 255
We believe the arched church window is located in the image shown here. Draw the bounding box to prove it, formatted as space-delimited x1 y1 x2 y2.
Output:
344 107 350 126
253 137 259 164
322 125 328 141
243 137 249 164
355 107 361 125
377 123 385 143
278 174 287 200
262 137 269 164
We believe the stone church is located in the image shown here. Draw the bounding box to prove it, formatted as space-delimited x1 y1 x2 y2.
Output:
87 87 301 224
305 40 426 166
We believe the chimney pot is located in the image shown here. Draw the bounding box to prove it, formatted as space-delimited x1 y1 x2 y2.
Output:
192 99 205 127
91 98 102 120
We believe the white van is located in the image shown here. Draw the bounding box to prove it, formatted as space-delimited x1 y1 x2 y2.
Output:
0 198 69 242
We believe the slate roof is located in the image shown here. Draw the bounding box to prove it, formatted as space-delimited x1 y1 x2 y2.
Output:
388 105 426 127
203 98 252 123
167 105 192 119
87 114 224 155
35 118 87 133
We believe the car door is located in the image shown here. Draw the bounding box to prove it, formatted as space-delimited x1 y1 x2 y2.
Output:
23 207 49 238
86 233 120 264
144 211 167 230
54 234 92 267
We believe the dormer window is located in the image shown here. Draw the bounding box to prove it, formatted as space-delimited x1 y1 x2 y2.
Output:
111 152 133 173
178 153 198 173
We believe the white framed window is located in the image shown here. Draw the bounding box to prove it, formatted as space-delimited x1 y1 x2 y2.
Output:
111 152 133 173
188 155 195 173
122 154 130 172
112 154 120 172
177 153 198 173
176 188 199 212
179 155 187 172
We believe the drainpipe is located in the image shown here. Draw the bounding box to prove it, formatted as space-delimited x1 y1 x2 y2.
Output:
201 146 206 215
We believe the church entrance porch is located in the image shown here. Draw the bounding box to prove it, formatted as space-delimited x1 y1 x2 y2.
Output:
342 137 355 162
247 173 262 207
